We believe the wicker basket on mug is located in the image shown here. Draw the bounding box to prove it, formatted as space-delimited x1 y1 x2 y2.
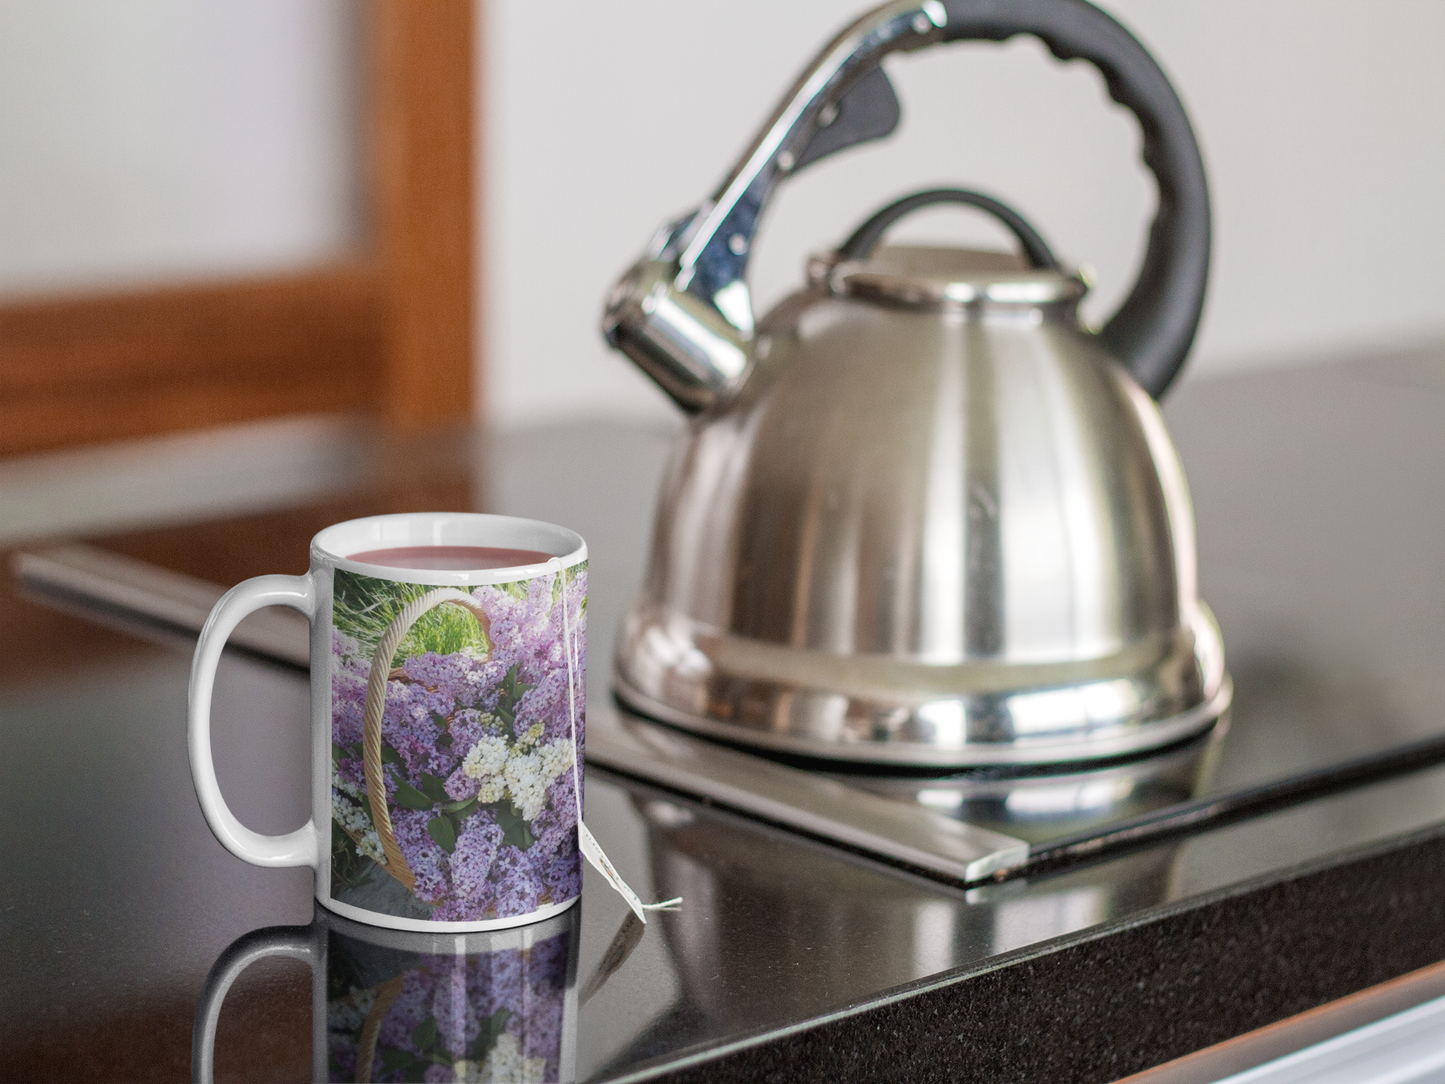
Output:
347 588 494 894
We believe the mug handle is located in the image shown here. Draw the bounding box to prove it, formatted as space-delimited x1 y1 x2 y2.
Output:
191 923 316 1084
188 574 320 867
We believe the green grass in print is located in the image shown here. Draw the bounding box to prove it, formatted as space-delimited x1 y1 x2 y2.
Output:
332 568 491 663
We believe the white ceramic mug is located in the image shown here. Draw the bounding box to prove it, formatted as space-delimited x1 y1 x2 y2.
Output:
188 512 588 932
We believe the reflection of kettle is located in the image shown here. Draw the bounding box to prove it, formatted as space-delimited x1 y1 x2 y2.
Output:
603 0 1230 767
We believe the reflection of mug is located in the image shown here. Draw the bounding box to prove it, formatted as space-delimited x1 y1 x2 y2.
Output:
188 513 589 931
194 903 579 1083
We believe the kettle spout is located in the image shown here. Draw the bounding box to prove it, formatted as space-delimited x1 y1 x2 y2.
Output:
602 238 751 415
602 1 948 411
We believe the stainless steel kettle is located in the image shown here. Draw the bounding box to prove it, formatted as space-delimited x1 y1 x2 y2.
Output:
601 0 1230 767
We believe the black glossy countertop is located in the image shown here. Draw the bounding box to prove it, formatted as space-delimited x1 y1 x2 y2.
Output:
2 350 1445 1082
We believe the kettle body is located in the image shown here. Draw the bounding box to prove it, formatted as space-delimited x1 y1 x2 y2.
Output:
602 0 1229 766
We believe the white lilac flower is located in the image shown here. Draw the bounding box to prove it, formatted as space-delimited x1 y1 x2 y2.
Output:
473 1032 548 1083
538 738 575 785
333 770 364 802
502 751 548 821
332 792 369 834
465 734 511 786
503 739 573 822
333 790 387 865
355 831 386 864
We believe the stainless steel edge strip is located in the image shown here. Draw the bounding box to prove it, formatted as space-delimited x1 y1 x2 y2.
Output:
13 543 310 666
586 704 1029 884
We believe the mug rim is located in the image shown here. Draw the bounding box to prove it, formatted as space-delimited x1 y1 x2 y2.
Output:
312 511 587 586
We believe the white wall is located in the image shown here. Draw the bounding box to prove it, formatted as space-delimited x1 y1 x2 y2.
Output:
0 0 359 296
486 0 1445 426
3 2 1442 431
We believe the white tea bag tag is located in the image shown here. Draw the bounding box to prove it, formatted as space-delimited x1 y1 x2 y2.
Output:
578 819 648 923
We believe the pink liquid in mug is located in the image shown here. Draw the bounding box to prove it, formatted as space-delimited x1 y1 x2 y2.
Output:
347 545 556 571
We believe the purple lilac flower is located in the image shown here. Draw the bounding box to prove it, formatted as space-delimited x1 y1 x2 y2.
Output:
531 774 578 856
468 947 522 1017
385 699 444 779
443 766 480 802
520 984 564 1065
331 633 370 748
402 650 491 708
429 959 478 1059
449 708 490 750
392 808 448 903
475 571 586 695
449 818 504 901
490 846 542 918
375 969 431 1058
538 852 582 904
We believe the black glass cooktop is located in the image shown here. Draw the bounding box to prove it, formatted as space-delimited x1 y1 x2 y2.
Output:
4 352 1444 1081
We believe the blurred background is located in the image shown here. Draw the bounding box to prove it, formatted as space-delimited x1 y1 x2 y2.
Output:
2 0 1443 444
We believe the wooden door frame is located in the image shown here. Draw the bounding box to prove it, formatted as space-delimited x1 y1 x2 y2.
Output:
0 0 475 456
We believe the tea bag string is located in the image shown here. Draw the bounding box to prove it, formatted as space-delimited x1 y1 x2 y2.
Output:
550 558 680 923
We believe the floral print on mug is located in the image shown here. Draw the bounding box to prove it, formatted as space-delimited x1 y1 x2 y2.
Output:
328 564 586 923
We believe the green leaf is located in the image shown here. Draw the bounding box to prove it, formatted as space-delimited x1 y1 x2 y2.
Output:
330 820 371 889
430 711 449 728
393 779 434 810
427 815 458 853
442 797 478 817
488 800 535 850
435 732 453 749
419 773 451 803
411 1016 440 1053
380 743 404 767
379 1047 416 1074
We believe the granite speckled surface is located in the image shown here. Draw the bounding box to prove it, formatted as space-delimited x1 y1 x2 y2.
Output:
642 825 1445 1083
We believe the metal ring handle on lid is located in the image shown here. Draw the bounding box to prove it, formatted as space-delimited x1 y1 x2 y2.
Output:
838 187 1060 269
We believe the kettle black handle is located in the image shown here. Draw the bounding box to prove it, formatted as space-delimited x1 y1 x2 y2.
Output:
932 0 1210 397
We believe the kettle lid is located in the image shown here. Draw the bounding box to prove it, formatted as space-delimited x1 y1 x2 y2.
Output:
811 187 1087 314
810 244 1088 312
